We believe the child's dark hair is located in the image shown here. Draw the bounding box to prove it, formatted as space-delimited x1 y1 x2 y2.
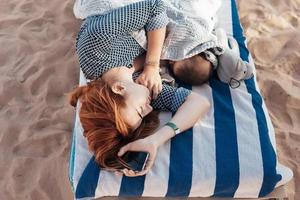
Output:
170 54 213 85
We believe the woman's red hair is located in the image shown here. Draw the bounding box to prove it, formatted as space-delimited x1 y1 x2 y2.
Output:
68 79 159 170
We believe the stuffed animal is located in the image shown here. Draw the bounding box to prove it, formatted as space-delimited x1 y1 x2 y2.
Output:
159 62 177 87
215 28 254 88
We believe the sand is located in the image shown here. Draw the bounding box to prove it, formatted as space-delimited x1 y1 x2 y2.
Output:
0 0 299 199
238 0 300 198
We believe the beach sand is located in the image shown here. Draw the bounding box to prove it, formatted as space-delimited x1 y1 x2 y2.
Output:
238 0 300 198
0 0 299 199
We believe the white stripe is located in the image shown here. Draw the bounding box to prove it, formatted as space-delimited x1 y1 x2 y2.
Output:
244 7 292 192
219 3 265 196
217 1 264 196
72 106 80 190
231 82 263 198
95 170 122 197
73 102 94 191
189 84 216 197
263 103 277 152
226 6 264 196
143 112 172 196
275 163 293 187
79 70 87 85
215 0 233 35
248 55 277 152
73 71 93 190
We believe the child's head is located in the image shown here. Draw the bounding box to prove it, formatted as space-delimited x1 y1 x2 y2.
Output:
169 54 213 85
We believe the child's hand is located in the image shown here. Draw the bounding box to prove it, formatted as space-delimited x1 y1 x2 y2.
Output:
135 67 162 99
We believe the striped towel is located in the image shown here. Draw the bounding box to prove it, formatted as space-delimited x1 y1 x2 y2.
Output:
68 0 293 199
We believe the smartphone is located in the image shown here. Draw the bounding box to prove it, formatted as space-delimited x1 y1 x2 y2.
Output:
100 151 149 173
121 151 149 172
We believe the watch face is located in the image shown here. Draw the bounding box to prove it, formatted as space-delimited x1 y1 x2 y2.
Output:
175 129 181 135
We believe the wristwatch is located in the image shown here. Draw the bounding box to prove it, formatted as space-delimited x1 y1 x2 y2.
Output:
165 122 181 136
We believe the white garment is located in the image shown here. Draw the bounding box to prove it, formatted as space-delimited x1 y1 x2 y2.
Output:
73 0 142 19
132 0 224 60
163 0 223 59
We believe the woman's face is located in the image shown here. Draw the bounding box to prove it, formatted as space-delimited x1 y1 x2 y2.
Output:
120 82 153 131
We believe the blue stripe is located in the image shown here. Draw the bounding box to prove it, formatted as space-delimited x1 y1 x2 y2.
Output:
166 81 193 197
119 175 146 196
210 75 240 197
230 0 282 197
75 156 100 198
68 113 77 193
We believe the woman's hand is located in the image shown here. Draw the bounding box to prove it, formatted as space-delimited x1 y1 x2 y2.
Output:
114 135 159 177
135 67 162 99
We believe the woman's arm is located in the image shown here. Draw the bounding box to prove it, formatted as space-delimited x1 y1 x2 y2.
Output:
150 92 210 146
116 92 210 177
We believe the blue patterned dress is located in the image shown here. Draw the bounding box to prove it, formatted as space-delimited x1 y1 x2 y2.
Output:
76 0 192 112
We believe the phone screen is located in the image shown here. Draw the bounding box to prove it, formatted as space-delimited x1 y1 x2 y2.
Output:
121 151 149 172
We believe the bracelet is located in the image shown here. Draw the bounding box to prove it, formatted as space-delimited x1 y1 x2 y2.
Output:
144 61 159 67
165 121 181 136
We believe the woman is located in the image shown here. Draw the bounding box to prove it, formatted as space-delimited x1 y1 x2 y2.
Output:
70 0 210 177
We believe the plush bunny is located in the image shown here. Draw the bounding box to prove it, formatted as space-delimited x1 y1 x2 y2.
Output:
215 28 254 88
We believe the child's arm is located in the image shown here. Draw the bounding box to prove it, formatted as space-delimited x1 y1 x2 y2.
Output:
145 27 166 69
135 27 167 99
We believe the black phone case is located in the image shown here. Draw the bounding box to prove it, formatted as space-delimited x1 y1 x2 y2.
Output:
121 151 149 172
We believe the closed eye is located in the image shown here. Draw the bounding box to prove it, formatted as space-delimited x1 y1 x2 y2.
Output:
140 106 144 117
136 107 143 119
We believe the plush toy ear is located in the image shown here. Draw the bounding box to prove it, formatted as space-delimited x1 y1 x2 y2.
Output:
235 59 248 80
235 60 254 81
244 62 254 79
228 37 240 57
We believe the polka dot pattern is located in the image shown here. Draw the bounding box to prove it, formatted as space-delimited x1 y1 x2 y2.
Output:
132 72 192 113
76 0 169 80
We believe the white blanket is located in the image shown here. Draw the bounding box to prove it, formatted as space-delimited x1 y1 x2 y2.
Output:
160 0 223 60
73 0 141 19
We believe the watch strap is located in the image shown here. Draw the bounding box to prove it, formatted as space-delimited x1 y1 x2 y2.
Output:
165 122 181 136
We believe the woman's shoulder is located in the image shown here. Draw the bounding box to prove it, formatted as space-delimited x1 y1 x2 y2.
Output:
77 16 110 38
